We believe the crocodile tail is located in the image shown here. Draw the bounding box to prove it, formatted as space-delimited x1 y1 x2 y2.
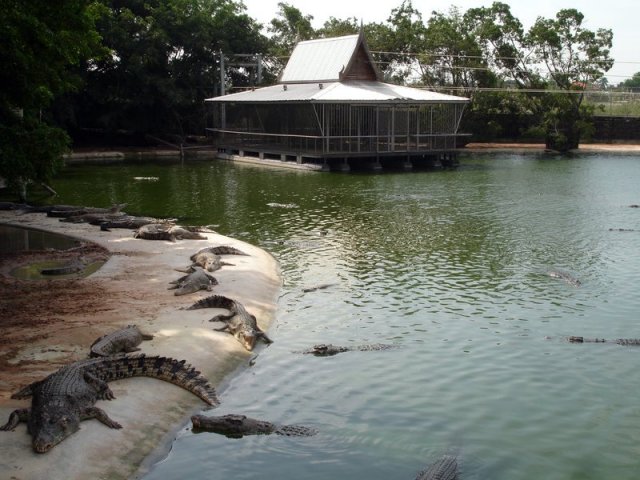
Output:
186 294 235 311
91 355 219 406
616 338 640 346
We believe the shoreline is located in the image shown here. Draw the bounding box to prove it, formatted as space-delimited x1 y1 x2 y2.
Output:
0 211 281 479
61 142 640 169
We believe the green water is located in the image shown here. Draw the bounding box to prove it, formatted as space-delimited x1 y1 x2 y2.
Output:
46 154 640 479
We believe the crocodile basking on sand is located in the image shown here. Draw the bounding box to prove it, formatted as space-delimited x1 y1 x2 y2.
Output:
416 454 459 480
184 245 247 272
134 223 209 241
0 354 218 453
168 267 218 296
191 414 317 438
89 325 154 357
186 295 272 351
301 343 397 357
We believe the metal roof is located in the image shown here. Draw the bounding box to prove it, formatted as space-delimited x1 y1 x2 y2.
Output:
279 35 360 83
206 81 469 104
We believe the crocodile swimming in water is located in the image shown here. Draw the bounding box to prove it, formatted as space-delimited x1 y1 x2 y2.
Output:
191 414 317 438
567 336 640 346
548 270 581 287
40 256 87 276
184 246 247 273
0 354 218 453
168 267 218 296
90 325 154 357
134 223 209 241
300 343 397 356
416 454 459 480
186 295 272 351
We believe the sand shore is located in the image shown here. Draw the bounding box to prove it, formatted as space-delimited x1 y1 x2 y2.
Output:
0 210 281 479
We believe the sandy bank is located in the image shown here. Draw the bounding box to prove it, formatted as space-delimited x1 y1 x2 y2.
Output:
0 210 281 479
462 142 640 155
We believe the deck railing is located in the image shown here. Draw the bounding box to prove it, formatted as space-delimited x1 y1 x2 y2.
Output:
208 129 462 157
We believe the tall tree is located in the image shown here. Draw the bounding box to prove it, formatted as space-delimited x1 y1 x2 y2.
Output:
0 0 102 200
465 2 613 151
268 3 315 56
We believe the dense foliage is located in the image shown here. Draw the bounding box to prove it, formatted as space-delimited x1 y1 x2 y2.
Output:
0 0 102 199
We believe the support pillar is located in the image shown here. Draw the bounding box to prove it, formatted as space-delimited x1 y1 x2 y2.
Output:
402 158 413 171
337 158 350 172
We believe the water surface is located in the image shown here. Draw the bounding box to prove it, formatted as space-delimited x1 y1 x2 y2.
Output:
47 154 640 479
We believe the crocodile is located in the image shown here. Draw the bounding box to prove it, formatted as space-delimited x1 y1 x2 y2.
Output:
0 354 218 453
134 223 208 242
301 343 397 356
416 454 459 480
49 203 127 219
548 270 581 287
191 414 317 438
90 325 154 357
40 256 87 276
186 295 272 351
568 336 640 346
168 267 218 296
185 245 247 272
98 215 172 231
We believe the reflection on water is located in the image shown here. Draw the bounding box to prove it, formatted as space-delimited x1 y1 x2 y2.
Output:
48 154 640 479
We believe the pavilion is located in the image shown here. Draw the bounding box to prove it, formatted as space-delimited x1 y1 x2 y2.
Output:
206 31 469 171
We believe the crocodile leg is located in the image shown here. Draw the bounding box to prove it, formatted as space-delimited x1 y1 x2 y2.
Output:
213 324 231 333
11 382 39 399
82 407 122 429
0 408 30 430
83 371 115 400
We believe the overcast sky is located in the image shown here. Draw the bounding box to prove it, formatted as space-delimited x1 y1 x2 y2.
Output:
242 0 639 83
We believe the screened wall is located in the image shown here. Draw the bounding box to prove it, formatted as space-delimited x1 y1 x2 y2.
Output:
210 101 466 158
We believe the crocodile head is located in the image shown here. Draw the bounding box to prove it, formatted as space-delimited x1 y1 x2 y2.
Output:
235 331 257 351
28 401 81 453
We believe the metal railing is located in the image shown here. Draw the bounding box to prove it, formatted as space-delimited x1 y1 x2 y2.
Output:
209 129 462 156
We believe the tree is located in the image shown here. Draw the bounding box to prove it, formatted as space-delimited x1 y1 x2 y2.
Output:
618 72 640 90
268 2 315 57
422 7 496 91
0 0 102 200
317 17 359 38
67 0 266 139
465 2 613 151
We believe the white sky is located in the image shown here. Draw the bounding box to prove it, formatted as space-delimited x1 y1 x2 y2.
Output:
242 0 639 83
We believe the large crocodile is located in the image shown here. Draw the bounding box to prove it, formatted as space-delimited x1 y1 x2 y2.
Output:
191 414 317 438
134 223 208 241
301 343 397 356
90 325 154 357
98 215 172 231
186 295 272 351
168 267 218 296
416 454 459 480
186 246 247 272
0 354 218 453
548 270 581 287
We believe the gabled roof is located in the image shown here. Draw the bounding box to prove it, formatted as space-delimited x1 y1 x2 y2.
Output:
279 31 382 84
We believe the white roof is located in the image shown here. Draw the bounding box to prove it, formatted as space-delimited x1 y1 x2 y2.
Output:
206 81 468 104
279 35 360 83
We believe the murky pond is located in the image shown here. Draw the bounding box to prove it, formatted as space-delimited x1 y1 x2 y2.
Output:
44 153 640 479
